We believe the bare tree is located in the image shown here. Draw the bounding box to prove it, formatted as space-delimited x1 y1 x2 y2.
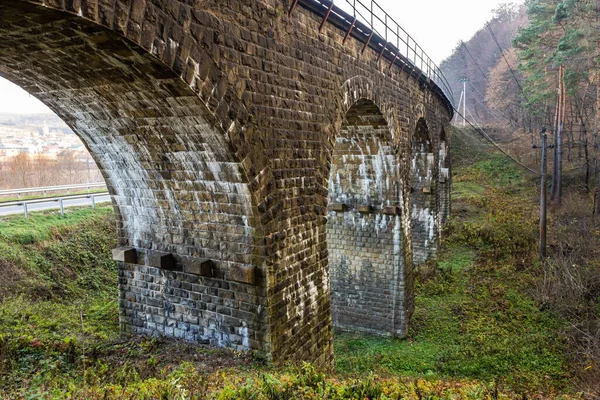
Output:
9 152 32 188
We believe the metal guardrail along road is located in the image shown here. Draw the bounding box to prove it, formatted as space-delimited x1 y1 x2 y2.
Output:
289 0 454 113
0 182 107 197
0 192 111 218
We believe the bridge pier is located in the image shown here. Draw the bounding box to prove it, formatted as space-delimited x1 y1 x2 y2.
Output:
327 99 410 337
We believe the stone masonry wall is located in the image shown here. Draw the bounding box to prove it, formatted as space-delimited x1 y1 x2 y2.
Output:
4 0 453 367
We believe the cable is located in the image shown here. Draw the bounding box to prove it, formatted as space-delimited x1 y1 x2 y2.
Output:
461 41 491 84
453 106 540 175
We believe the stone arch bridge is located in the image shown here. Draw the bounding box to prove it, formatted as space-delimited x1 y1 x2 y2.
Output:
0 0 453 368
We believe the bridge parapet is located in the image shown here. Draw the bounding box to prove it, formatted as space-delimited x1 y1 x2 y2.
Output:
290 0 454 115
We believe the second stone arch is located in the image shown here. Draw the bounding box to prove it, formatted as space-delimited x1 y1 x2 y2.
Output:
411 118 440 265
327 98 412 337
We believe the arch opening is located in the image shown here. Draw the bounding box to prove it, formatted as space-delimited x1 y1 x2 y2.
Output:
326 99 408 336
410 118 438 264
0 1 267 354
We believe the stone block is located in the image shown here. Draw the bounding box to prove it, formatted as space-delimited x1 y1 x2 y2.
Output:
357 205 372 213
183 258 214 277
329 203 346 212
382 206 399 215
229 265 256 285
112 247 138 264
147 251 177 270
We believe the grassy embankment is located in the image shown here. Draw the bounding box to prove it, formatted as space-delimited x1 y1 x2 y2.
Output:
0 128 585 398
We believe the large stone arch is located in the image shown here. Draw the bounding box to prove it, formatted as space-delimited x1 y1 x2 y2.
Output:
0 1 269 355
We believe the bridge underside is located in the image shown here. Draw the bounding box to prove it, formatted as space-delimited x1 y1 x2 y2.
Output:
0 0 453 368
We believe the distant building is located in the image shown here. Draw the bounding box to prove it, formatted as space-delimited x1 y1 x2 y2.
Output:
0 145 29 159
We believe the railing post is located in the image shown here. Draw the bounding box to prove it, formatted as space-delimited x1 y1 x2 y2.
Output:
384 14 387 41
23 202 28 219
59 198 64 216
91 195 96 209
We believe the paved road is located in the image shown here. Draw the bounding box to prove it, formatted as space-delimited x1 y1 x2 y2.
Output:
0 194 111 216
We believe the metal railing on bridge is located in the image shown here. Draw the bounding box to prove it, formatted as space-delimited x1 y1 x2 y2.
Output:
289 0 454 112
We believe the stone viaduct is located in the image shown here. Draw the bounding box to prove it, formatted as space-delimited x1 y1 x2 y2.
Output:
0 0 452 368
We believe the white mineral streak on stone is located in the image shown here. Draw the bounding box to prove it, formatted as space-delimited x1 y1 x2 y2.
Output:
168 38 178 54
76 126 159 246
440 167 449 180
412 205 435 242
427 153 435 175
391 215 402 333
374 213 390 236
206 161 221 181
238 323 250 349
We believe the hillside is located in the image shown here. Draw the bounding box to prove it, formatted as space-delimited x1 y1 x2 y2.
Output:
440 3 528 126
0 127 596 398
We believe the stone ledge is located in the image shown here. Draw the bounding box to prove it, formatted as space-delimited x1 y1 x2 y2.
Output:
228 265 256 285
357 205 372 213
329 203 346 212
112 247 137 264
147 251 176 270
382 206 400 215
183 258 214 277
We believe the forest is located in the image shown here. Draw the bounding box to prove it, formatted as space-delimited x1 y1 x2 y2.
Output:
441 0 600 394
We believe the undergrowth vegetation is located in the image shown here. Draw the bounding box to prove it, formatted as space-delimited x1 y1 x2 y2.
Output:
0 128 595 398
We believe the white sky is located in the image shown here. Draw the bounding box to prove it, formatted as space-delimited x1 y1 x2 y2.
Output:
0 0 524 115
341 0 525 64
0 78 52 114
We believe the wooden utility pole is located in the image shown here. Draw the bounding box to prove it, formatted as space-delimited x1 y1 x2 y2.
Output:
595 42 600 214
535 128 551 259
551 65 565 205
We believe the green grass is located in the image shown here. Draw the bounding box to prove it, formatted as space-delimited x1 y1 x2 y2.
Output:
0 206 117 300
335 128 570 393
0 206 113 244
0 126 582 398
452 180 486 200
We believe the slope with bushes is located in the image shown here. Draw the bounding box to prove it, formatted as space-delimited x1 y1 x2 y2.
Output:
0 130 593 398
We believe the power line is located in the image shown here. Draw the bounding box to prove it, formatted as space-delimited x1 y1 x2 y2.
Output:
467 81 515 124
461 41 491 84
453 106 540 175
